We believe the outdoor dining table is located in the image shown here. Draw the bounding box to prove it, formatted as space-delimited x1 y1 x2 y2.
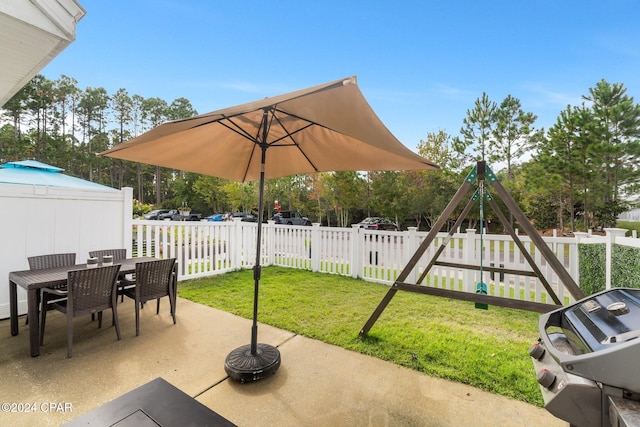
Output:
9 256 156 357
63 377 236 426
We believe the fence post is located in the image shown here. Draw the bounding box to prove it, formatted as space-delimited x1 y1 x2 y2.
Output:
573 232 589 288
464 229 476 292
351 225 362 279
311 223 321 272
604 228 627 290
567 234 579 291
122 187 133 258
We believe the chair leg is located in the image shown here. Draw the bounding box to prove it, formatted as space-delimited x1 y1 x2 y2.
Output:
156 298 161 315
67 313 74 358
39 291 47 346
171 278 177 324
112 294 122 341
97 311 103 329
170 298 176 324
169 289 177 325
134 297 140 337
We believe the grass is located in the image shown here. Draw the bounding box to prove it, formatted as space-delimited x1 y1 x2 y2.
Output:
617 220 640 236
178 266 544 407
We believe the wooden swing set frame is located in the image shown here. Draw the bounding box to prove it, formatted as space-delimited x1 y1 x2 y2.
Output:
359 161 585 337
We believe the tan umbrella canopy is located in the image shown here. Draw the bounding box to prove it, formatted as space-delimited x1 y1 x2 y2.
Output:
101 75 439 383
103 76 438 180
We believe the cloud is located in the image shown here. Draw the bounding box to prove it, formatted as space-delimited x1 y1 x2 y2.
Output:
217 81 270 93
522 83 584 110
434 83 475 99
593 32 640 59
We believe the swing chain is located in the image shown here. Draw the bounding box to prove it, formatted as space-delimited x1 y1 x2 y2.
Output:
479 180 484 274
475 180 488 307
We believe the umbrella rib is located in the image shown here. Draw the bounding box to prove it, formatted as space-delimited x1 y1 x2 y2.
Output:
219 107 324 178
270 111 320 172
218 114 266 182
219 115 261 144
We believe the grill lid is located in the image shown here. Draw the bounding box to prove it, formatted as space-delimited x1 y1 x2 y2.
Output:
539 288 640 392
563 289 640 352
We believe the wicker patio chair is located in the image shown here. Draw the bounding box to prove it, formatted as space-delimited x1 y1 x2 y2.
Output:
88 249 127 262
122 258 177 336
28 253 76 270
26 253 76 325
89 248 130 302
39 264 122 358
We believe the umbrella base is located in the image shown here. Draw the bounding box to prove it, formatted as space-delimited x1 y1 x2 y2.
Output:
224 343 281 383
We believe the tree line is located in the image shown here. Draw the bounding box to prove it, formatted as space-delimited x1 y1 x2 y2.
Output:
1 74 639 232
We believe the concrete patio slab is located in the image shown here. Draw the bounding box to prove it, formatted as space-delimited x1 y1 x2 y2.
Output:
0 297 566 426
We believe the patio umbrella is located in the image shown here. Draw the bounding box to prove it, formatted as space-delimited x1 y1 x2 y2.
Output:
101 75 439 382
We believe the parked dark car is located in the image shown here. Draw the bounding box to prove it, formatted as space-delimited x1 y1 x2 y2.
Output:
272 211 311 226
231 212 258 222
356 217 399 231
172 212 202 221
157 209 179 220
149 209 202 221
143 209 170 220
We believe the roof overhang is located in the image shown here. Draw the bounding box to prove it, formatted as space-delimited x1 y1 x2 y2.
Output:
0 0 86 107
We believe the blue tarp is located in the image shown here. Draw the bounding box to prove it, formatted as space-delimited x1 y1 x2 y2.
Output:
0 160 116 191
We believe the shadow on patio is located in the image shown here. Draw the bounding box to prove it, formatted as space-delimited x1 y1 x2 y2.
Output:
0 297 565 426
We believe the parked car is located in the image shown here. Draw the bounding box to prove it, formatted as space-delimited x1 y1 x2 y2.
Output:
356 217 399 231
206 213 229 222
157 209 179 220
143 209 170 220
153 209 202 221
173 212 202 221
272 210 311 226
231 212 258 222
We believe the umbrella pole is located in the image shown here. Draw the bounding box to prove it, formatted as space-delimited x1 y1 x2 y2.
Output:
224 109 281 383
250 143 267 355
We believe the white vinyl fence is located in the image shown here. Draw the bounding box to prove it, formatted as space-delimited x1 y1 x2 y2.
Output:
132 219 637 307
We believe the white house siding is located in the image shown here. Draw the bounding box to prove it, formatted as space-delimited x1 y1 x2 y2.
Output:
0 0 86 106
619 209 640 222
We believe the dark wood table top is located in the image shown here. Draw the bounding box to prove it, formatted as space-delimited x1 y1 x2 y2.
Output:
9 257 156 290
63 377 236 426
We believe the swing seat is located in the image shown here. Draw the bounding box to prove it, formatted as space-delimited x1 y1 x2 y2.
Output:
475 282 488 310
476 282 487 295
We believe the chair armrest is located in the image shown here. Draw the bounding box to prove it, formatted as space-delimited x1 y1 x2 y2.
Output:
119 278 134 285
111 281 121 294
42 287 67 297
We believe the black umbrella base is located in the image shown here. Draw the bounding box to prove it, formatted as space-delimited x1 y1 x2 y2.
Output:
224 343 281 383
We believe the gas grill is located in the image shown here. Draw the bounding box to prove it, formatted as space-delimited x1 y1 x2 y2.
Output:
529 288 640 427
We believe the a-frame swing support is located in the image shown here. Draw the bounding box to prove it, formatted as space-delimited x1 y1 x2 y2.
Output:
359 161 585 337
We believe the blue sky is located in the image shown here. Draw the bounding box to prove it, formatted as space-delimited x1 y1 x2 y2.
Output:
42 1 640 153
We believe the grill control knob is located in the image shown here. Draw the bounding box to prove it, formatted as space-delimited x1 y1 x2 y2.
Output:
607 301 629 316
537 369 556 389
528 343 545 360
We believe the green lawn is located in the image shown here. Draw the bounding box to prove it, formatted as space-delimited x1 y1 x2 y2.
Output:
617 220 640 236
178 266 544 406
